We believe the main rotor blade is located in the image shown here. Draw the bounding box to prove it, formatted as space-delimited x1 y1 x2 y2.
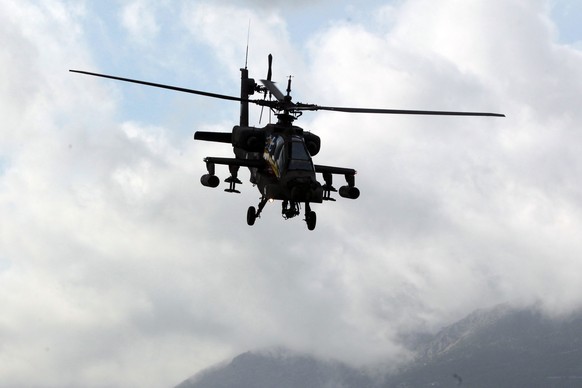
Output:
69 69 244 102
260 79 286 102
70 70 505 117
295 104 505 117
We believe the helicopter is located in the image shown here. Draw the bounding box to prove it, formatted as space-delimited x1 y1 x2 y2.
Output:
70 54 504 230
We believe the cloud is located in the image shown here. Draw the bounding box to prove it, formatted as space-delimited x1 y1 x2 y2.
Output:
301 0 582 322
1 0 582 387
120 1 161 46
180 2 303 81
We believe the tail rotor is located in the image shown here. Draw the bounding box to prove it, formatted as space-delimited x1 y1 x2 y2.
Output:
259 54 273 124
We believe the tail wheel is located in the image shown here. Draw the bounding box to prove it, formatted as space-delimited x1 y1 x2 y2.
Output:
306 211 316 231
247 206 257 226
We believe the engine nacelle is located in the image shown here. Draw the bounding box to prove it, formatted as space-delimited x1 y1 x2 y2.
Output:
246 78 257 95
232 126 265 152
201 174 220 188
303 132 321 156
339 185 360 199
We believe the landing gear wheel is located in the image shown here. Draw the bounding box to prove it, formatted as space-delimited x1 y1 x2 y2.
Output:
306 211 317 231
247 206 257 226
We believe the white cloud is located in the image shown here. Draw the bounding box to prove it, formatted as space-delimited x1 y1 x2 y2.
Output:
302 0 582 322
1 0 582 387
120 1 161 46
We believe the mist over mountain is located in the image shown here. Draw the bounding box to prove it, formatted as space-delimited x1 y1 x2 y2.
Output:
387 305 582 387
176 305 582 388
175 348 377 388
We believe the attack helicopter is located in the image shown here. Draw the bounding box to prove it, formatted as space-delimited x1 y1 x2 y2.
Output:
70 55 504 230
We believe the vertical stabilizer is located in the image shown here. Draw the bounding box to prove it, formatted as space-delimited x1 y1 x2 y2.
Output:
240 68 250 126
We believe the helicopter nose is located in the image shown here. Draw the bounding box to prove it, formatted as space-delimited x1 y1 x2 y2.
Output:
290 186 301 200
289 177 323 202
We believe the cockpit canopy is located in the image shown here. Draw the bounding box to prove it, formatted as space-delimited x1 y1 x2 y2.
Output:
288 136 314 171
265 134 314 177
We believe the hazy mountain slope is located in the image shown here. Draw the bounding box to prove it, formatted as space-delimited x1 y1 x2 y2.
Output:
176 306 582 388
386 305 582 387
176 349 376 388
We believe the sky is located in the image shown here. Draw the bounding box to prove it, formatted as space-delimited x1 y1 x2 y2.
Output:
1 0 582 387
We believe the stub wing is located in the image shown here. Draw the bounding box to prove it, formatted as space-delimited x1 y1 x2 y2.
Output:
314 164 356 176
314 164 359 200
204 157 264 169
200 157 265 193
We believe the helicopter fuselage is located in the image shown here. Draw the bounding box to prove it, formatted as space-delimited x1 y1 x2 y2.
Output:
249 130 323 203
197 117 359 229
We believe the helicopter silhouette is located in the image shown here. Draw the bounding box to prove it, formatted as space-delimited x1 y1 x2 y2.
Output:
70 54 504 230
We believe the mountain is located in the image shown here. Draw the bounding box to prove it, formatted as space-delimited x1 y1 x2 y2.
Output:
176 305 582 388
175 348 376 388
386 305 582 388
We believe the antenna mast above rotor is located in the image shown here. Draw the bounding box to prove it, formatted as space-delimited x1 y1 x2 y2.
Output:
244 19 251 70
240 20 252 126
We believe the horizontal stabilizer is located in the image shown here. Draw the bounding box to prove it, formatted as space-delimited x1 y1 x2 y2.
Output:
194 131 232 144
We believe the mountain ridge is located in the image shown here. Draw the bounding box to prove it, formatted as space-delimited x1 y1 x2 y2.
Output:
176 305 582 388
